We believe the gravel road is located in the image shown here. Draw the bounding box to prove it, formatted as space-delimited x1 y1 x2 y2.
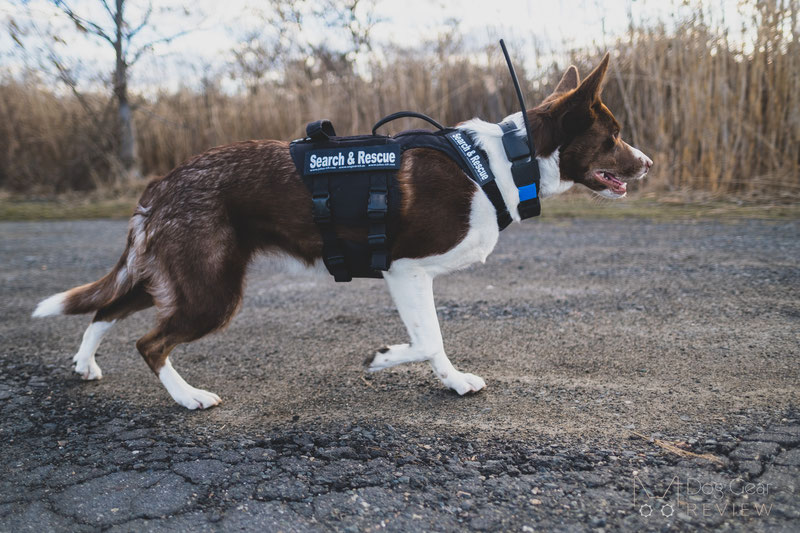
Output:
1 217 798 531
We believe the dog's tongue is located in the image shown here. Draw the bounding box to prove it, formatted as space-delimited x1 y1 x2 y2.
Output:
606 173 626 191
601 172 627 193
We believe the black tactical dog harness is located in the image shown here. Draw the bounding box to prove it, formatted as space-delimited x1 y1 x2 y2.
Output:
289 111 541 282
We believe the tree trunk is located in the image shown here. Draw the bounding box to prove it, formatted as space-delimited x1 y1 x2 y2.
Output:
114 0 138 175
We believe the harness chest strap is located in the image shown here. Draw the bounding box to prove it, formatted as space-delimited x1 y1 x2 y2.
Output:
444 130 513 230
311 173 351 282
367 173 389 271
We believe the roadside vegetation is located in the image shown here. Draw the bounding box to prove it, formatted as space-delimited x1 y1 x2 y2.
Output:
0 0 797 213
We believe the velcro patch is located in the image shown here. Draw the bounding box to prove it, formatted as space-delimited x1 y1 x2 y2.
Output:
445 131 494 185
304 146 401 174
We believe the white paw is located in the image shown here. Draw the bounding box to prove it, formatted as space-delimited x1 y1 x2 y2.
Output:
442 372 486 395
158 359 221 410
367 344 410 372
174 388 222 410
73 354 102 380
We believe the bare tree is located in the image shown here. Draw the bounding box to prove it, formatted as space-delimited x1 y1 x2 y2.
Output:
228 0 379 89
38 0 193 175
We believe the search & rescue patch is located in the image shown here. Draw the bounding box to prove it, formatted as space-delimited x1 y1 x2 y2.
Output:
305 146 401 174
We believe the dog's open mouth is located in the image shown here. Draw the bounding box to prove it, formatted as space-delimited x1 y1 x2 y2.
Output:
593 170 627 195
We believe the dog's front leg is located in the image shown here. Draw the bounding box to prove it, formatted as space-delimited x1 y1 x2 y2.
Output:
367 265 485 395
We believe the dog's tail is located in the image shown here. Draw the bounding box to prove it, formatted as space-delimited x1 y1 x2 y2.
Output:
32 207 148 318
32 267 127 318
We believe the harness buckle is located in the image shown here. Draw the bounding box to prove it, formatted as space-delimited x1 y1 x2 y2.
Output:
312 193 331 224
326 253 346 268
367 191 387 220
325 253 351 282
368 232 387 248
370 250 389 271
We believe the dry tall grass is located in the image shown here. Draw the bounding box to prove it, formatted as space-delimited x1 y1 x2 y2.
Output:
1 1 797 198
594 0 799 197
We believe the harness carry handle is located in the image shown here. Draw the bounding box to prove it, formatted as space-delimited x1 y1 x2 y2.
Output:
372 111 445 135
306 119 336 140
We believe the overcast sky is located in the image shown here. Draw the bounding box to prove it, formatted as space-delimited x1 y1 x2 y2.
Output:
1 0 745 91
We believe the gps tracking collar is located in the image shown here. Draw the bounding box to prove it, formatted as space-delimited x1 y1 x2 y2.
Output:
498 39 542 220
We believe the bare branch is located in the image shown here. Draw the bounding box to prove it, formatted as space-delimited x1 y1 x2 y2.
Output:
127 2 153 41
99 0 115 21
128 28 193 65
46 51 99 121
51 0 115 45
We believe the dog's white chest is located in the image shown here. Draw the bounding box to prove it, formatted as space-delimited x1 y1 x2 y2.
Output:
389 188 500 277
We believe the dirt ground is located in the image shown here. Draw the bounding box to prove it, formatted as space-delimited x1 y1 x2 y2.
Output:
1 217 798 531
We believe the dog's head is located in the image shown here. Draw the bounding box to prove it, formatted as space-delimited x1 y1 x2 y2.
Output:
532 54 652 198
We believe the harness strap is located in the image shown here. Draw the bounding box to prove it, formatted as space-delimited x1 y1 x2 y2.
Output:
311 175 351 282
367 173 390 271
445 130 513 230
481 181 513 230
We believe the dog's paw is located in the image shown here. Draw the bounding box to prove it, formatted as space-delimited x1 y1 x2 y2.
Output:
73 355 102 380
366 344 411 372
173 387 222 410
443 372 486 395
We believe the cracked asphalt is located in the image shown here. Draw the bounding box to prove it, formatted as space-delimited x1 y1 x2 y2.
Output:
1 217 799 531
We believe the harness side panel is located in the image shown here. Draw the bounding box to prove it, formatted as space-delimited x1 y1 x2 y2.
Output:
288 128 502 280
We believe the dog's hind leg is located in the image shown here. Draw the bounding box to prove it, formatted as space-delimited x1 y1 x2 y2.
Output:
72 285 154 380
135 253 246 409
367 265 485 395
135 321 222 410
72 321 115 380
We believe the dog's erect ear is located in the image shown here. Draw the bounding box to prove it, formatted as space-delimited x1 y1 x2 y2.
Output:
574 53 609 104
553 65 580 95
531 53 610 153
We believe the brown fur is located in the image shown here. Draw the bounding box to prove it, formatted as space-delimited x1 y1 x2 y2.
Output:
53 55 648 379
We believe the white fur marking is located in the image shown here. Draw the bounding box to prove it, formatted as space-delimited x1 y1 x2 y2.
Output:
116 265 128 287
536 149 574 197
32 291 67 317
597 189 627 199
127 207 149 279
72 320 115 380
158 358 221 410
629 145 650 165
263 255 328 277
628 145 653 180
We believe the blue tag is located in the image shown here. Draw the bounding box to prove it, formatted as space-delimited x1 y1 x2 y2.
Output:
517 183 537 201
304 145 401 174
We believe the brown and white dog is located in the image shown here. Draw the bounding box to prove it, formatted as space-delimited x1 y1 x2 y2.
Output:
32 54 651 409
